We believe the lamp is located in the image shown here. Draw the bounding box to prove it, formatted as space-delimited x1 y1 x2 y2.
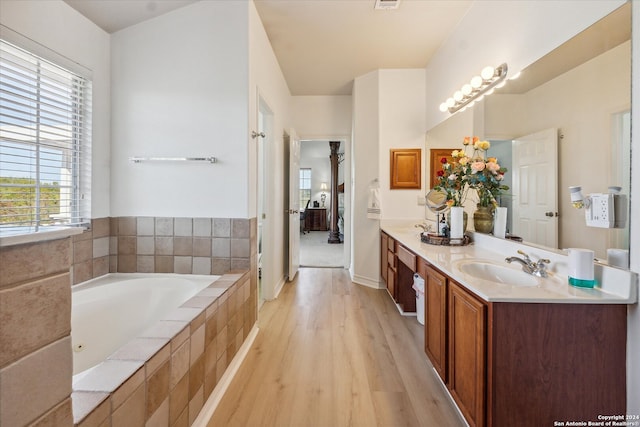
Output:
320 182 328 207
439 63 509 114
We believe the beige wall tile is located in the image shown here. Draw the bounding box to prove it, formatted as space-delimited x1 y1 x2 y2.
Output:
192 238 211 257
187 385 204 425
74 239 94 263
188 355 204 400
192 257 211 275
73 360 143 393
112 383 145 427
92 217 111 238
0 272 70 367
230 238 250 258
141 321 188 340
137 217 155 236
204 338 218 378
74 260 93 285
92 237 110 258
118 236 136 255
147 343 171 376
173 237 192 256
118 217 137 236
31 397 73 427
72 391 110 426
174 256 192 274
169 340 190 389
146 396 169 427
118 255 136 273
93 256 109 278
146 361 170 420
0 238 70 288
193 218 212 237
173 408 188 427
0 337 72 427
212 218 230 238
111 365 145 410
137 237 155 255
155 218 174 236
137 255 155 273
190 324 205 366
155 237 173 256
108 338 169 364
155 256 174 273
231 219 250 238
211 258 230 275
169 374 188 426
174 218 193 237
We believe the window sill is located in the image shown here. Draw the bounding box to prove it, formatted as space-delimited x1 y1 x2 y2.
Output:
0 226 85 247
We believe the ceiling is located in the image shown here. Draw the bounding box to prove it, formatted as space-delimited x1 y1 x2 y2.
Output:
63 0 472 96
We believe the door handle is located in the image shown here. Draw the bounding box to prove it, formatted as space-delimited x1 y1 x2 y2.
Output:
286 209 299 214
545 211 557 217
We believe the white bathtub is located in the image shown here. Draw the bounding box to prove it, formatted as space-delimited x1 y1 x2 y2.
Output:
71 273 220 376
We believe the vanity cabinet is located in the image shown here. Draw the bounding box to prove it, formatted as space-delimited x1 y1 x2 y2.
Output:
448 280 486 427
380 231 416 312
419 259 448 382
381 231 397 301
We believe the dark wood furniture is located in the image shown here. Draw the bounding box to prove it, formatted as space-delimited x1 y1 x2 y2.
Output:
304 208 327 231
328 141 341 243
381 233 627 427
390 148 421 189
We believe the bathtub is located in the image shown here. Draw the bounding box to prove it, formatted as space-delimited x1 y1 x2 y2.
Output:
71 273 220 376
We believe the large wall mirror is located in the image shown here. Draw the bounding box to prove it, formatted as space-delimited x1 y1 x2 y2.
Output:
426 2 631 267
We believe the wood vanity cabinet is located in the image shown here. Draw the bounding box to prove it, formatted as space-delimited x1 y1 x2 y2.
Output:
448 280 486 427
419 259 448 382
380 231 397 301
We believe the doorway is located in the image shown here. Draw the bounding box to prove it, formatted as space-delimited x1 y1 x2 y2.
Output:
257 97 273 308
298 139 350 268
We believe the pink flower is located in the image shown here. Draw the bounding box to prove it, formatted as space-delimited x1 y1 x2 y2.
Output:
471 161 486 173
487 161 501 173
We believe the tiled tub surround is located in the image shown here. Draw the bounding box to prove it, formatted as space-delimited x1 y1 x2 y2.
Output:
0 237 75 426
71 217 254 284
72 270 256 427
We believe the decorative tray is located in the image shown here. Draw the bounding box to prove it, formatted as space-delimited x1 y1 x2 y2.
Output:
421 233 471 247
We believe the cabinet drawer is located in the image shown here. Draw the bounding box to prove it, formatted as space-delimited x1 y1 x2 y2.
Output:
396 244 416 272
387 236 395 252
388 250 396 269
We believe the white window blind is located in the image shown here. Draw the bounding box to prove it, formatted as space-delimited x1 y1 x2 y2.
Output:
0 39 92 234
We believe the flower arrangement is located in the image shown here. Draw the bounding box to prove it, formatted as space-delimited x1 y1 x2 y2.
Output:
434 136 509 208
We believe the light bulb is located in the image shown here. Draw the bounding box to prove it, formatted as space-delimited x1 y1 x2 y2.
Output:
453 91 463 102
470 75 483 88
476 95 484 102
467 101 475 108
509 71 521 80
461 84 472 95
485 88 494 96
495 80 507 89
481 66 495 80
439 103 448 112
446 97 455 108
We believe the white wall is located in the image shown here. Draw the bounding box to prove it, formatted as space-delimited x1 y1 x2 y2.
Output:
378 69 426 220
425 0 626 131
351 71 381 288
0 0 111 218
111 1 249 218
291 96 353 139
248 1 293 299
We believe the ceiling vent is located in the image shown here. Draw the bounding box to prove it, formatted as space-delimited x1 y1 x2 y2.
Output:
374 0 400 10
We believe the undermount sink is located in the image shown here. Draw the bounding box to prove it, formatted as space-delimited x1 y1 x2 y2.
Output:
458 260 539 287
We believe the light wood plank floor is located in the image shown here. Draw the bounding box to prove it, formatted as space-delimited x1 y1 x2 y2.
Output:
207 268 464 427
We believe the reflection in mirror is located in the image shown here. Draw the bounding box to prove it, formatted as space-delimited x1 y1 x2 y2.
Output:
426 3 631 267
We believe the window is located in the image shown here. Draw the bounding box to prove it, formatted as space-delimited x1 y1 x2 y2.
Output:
299 168 311 210
0 39 92 234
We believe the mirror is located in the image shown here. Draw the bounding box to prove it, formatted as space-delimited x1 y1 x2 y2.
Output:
425 3 631 266
426 189 447 213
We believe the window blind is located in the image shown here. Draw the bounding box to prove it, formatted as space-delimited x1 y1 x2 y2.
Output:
0 39 92 234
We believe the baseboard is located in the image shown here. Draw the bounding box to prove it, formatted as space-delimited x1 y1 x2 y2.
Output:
351 273 384 289
273 275 287 299
192 324 259 426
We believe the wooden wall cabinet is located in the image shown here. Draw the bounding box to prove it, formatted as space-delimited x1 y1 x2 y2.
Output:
390 148 421 189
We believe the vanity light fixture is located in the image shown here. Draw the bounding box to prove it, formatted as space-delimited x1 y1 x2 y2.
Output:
439 63 509 114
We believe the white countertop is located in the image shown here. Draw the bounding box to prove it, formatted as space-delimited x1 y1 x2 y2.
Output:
0 226 84 247
381 221 637 304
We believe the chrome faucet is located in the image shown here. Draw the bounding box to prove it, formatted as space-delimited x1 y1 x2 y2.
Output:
415 223 431 232
505 250 550 278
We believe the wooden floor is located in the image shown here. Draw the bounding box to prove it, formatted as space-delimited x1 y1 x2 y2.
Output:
207 268 464 427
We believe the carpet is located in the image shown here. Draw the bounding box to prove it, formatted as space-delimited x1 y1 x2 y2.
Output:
299 231 343 267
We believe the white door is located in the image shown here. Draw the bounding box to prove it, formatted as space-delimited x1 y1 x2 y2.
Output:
287 128 301 280
512 128 558 248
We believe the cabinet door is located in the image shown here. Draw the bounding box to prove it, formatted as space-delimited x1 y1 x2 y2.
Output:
448 281 486 427
381 232 388 283
424 264 447 382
